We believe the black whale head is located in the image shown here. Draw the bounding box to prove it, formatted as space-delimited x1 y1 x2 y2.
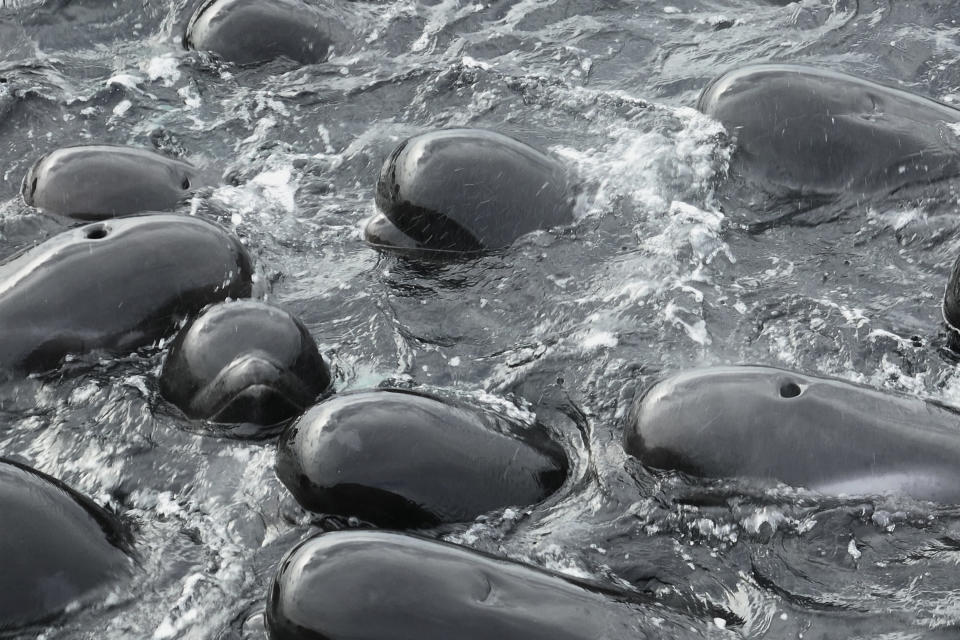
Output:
160 300 331 432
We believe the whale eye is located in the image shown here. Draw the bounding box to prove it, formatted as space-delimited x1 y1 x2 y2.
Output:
30 177 38 197
85 225 108 240
182 177 191 190
779 381 802 399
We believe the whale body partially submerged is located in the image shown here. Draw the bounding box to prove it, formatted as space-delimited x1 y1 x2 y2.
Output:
698 64 960 198
0 458 133 633
625 365 960 503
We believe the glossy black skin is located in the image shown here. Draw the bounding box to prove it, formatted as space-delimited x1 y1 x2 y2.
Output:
0 458 133 633
184 0 338 65
21 145 200 220
943 254 960 331
370 128 576 253
625 366 960 503
266 531 691 640
0 214 252 375
276 389 568 528
698 64 960 197
160 301 331 428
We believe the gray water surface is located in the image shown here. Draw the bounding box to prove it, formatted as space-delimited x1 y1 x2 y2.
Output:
3 1 960 638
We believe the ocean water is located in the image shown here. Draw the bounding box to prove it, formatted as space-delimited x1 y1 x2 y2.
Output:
3 0 960 638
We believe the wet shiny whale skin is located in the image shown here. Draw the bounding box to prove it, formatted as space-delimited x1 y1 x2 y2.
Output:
0 458 133 634
0 214 253 375
368 128 577 254
276 389 568 528
266 530 722 640
160 300 331 430
21 145 201 220
698 64 960 197
184 0 341 65
625 365 960 503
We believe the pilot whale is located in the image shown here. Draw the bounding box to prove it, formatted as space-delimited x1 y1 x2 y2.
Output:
184 0 344 66
22 145 201 220
276 389 568 528
625 365 960 503
366 128 577 255
698 64 960 198
266 530 728 640
0 458 133 632
0 214 252 375
160 300 331 431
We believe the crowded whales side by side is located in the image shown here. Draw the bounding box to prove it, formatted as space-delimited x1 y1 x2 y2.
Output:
160 300 331 432
0 458 134 633
183 0 345 66
698 64 960 199
0 214 252 375
365 128 577 255
275 389 569 528
265 530 732 640
624 365 960 503
21 145 201 220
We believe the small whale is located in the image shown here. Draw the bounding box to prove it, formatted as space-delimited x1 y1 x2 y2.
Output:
624 365 960 503
0 458 133 633
366 128 577 254
160 300 331 431
184 0 342 66
698 64 960 198
21 145 201 220
266 530 728 640
0 214 252 375
276 389 568 528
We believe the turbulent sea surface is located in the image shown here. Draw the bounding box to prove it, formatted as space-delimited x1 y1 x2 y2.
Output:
4 0 960 638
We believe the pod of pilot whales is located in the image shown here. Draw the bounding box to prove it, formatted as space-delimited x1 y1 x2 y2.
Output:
9 1 960 638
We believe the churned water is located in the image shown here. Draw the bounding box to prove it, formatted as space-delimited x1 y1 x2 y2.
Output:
3 0 960 638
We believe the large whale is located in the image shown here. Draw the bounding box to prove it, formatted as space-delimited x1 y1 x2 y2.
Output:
276 389 568 528
366 128 577 255
0 214 252 375
266 531 727 640
698 64 960 198
160 300 331 431
0 458 133 633
184 0 343 66
624 365 960 503
21 145 201 220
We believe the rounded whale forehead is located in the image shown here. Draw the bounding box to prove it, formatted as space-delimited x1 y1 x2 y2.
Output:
698 63 960 120
275 532 527 613
170 301 311 381
389 128 562 183
34 144 196 175
185 0 334 65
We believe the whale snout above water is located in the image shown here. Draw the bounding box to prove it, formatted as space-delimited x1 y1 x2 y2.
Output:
21 145 201 220
160 300 331 431
624 365 960 504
